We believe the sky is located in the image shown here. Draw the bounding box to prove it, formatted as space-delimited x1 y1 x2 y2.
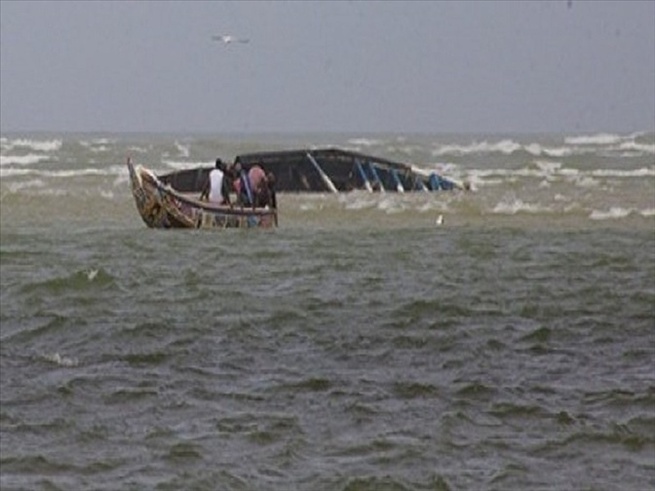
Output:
1 0 653 134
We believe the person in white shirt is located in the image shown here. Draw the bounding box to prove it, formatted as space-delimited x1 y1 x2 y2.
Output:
201 158 231 205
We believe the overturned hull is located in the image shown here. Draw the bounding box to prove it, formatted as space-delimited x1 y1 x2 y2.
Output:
160 148 462 194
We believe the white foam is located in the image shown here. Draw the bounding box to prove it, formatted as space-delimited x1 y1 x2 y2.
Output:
347 138 383 147
174 141 190 158
0 168 32 177
378 197 405 214
589 207 632 220
534 160 563 173
525 144 573 157
465 170 503 187
543 146 574 158
1 138 62 152
0 154 51 166
43 352 78 367
569 175 600 188
559 168 580 176
565 133 623 145
469 167 557 179
0 166 126 179
42 169 111 178
421 162 460 176
127 145 148 154
416 200 450 213
432 139 522 156
618 141 655 155
80 139 111 151
590 167 655 178
90 145 110 153
162 160 210 170
344 197 376 210
299 202 324 211
492 198 551 215
387 144 420 157
79 138 113 146
457 164 655 185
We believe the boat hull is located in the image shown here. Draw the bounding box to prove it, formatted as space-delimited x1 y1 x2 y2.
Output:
157 148 464 195
127 159 277 230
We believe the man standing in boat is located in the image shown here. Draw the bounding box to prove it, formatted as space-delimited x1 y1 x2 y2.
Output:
231 160 272 208
200 158 231 205
248 164 268 206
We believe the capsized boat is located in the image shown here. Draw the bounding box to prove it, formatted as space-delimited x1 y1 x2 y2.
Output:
161 147 465 194
126 158 277 229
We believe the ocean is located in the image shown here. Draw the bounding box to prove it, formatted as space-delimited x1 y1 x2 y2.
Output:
1 132 654 490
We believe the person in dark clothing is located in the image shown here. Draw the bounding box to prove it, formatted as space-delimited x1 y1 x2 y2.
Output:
265 171 277 209
231 161 255 207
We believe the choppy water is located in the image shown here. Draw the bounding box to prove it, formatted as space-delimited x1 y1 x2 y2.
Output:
1 132 654 490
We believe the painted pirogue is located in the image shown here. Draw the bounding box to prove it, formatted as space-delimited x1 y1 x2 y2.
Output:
126 158 277 230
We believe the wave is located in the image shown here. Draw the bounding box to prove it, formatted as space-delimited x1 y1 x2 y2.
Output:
0 137 62 153
79 142 111 153
432 139 522 156
492 198 553 215
617 141 655 155
590 167 655 177
464 165 655 186
524 143 573 157
19 268 115 296
432 139 587 158
588 207 655 220
0 154 52 166
42 352 78 367
565 133 624 145
0 165 126 178
568 175 600 188
174 141 190 158
347 137 384 147
255 191 655 224
430 134 654 158
78 137 115 150
161 159 212 170
564 133 655 156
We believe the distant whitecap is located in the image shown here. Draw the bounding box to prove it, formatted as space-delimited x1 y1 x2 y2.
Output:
44 352 78 367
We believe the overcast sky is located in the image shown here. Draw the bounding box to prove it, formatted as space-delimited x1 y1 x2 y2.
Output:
1 0 653 134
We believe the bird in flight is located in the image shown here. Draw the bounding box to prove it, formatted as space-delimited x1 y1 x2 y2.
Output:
212 35 250 44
